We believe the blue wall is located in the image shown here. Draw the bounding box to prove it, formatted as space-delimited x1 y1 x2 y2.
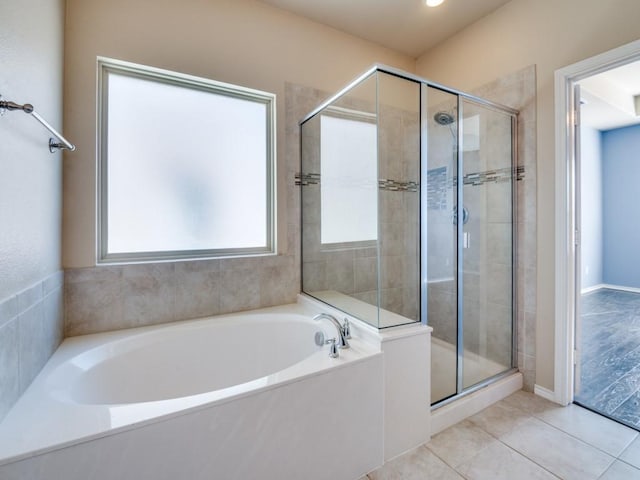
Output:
580 126 603 289
603 124 640 289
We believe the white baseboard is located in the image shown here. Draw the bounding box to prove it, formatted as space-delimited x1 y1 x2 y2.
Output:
602 284 640 294
581 283 605 294
534 384 559 403
581 283 640 295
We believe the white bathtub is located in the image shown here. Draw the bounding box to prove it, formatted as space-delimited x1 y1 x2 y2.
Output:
0 302 384 480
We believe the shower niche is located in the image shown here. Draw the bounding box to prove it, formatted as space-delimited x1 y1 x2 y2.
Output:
300 66 518 406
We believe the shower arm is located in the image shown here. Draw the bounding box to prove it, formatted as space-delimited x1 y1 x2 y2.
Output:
0 97 76 152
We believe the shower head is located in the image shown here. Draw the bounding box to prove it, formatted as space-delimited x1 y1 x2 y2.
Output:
434 111 455 125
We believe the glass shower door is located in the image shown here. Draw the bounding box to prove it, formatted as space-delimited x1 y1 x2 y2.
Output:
428 91 516 405
460 99 515 390
425 86 459 404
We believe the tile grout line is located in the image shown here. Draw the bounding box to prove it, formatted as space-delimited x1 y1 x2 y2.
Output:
368 392 640 479
465 416 564 480
423 439 483 479
530 408 638 461
616 456 640 472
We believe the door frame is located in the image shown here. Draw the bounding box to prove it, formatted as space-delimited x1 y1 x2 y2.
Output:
554 39 640 405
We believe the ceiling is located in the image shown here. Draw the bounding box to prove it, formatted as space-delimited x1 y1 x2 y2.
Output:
580 61 640 131
257 0 512 58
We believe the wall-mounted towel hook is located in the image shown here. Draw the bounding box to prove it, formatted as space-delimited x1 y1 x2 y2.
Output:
0 94 76 152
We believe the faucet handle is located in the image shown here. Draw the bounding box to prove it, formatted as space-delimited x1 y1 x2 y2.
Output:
342 318 352 340
325 338 339 358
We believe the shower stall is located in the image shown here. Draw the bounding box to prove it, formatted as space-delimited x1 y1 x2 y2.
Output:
299 65 518 406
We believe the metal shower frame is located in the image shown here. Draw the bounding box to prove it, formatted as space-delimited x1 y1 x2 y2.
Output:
300 64 520 407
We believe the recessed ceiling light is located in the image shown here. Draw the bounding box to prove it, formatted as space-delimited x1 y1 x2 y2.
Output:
426 0 445 6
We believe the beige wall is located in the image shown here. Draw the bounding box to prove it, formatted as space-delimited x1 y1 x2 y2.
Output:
416 0 640 390
63 0 415 268
0 0 64 300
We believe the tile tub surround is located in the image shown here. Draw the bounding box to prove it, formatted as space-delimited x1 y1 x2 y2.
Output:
64 255 298 336
63 82 311 337
368 390 640 480
0 271 64 422
63 80 317 337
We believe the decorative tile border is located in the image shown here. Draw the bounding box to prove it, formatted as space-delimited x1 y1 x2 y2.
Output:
378 179 419 192
298 165 524 203
295 172 418 192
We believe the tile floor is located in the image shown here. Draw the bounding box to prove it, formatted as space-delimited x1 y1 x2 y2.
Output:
364 391 640 479
576 288 640 429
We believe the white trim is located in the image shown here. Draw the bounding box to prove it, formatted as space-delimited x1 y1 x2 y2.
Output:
533 384 556 403
581 283 605 295
580 283 640 295
601 284 640 294
554 39 640 407
96 56 277 264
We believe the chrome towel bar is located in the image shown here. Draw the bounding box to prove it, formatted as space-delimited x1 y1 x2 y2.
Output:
0 96 76 152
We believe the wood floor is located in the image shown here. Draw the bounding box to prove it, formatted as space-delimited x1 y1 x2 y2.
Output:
575 288 640 430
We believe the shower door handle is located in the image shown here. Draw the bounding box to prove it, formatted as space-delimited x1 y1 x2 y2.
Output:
463 232 470 249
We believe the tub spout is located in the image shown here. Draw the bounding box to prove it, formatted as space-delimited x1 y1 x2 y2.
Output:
313 313 350 349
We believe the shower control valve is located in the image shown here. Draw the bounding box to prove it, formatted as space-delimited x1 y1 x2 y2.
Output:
313 330 339 358
342 318 352 339
325 338 339 358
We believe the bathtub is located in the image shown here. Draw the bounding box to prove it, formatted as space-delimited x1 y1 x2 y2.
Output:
0 302 384 480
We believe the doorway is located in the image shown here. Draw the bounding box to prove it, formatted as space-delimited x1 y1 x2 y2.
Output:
574 68 640 427
555 39 640 426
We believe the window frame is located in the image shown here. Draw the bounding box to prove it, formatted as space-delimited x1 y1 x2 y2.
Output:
96 57 276 264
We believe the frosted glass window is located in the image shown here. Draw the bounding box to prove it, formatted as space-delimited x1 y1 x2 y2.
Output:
98 59 274 262
320 115 377 244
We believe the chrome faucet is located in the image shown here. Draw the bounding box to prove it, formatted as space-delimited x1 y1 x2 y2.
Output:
313 313 350 349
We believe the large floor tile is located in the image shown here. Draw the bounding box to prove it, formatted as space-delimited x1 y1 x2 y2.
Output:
599 460 640 480
468 399 532 438
500 417 614 480
535 403 637 456
426 419 498 468
620 436 640 469
367 445 463 480
456 441 559 480
501 390 557 415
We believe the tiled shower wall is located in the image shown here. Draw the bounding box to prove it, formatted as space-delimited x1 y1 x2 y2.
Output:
296 65 537 390
426 66 537 389
427 101 517 370
0 272 64 421
476 65 537 390
299 84 421 323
